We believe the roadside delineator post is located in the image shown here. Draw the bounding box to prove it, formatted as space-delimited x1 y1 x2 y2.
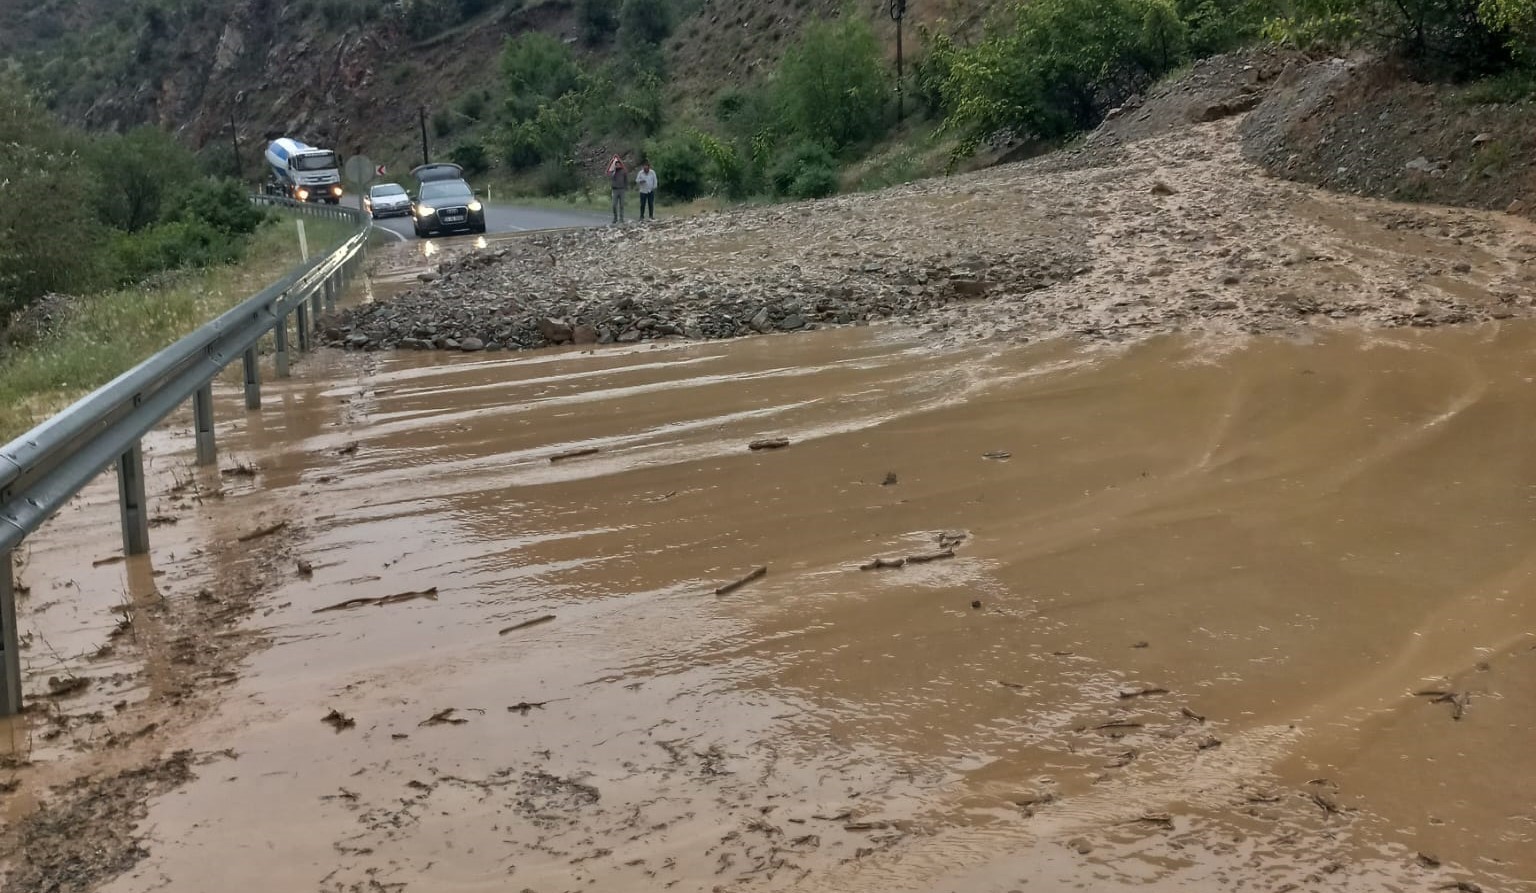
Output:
193 384 217 466
1 550 21 717
117 443 150 556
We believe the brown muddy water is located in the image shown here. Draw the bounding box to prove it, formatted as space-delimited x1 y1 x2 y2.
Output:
5 320 1536 892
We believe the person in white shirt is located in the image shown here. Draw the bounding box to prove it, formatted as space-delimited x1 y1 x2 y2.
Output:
636 161 658 220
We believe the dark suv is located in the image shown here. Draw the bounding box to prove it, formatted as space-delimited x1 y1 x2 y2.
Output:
410 163 486 238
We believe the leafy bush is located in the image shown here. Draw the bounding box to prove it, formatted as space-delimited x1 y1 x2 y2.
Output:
1263 0 1518 75
0 75 271 322
775 16 891 153
769 141 838 198
168 179 269 238
1460 65 1536 101
936 0 1193 148
449 143 491 176
85 126 200 232
500 92 586 171
501 33 583 123
580 0 620 43
535 159 582 196
643 131 711 201
788 164 839 200
457 89 490 122
106 221 242 286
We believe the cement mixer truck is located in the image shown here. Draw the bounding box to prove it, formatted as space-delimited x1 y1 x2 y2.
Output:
264 137 343 204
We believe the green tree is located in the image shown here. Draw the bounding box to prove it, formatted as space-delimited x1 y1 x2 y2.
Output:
937 0 1185 147
775 16 891 154
0 77 103 312
86 126 198 232
501 32 583 123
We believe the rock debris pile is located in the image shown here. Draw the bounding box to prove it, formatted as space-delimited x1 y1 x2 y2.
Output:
335 112 1535 355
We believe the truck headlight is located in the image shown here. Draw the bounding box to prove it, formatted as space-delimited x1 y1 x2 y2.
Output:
468 200 483 212
297 188 310 200
331 185 343 195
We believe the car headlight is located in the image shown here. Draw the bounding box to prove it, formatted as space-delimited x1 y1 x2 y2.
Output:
415 205 435 217
468 200 483 212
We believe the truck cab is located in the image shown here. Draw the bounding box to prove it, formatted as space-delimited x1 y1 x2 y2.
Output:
266 138 343 204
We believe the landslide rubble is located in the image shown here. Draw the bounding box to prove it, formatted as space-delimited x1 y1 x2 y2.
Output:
336 114 1536 354
330 192 1091 352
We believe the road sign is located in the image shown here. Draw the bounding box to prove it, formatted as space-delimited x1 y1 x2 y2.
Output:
376 164 388 176
342 154 374 189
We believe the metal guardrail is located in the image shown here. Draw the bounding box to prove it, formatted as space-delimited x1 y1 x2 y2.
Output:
0 196 372 715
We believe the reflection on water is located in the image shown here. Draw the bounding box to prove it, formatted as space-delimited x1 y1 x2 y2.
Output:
10 323 1536 892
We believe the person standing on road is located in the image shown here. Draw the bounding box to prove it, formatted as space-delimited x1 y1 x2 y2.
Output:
636 161 658 220
608 156 628 224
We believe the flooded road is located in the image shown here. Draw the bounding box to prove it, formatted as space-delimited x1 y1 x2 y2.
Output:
6 320 1536 892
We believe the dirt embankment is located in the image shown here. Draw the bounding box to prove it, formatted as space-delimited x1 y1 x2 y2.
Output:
1238 55 1536 214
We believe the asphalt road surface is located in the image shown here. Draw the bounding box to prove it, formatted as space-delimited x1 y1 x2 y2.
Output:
353 196 606 242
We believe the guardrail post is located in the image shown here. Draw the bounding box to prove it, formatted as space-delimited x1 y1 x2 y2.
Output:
311 280 324 322
296 302 312 352
274 314 290 378
324 275 337 312
118 443 150 556
1 549 21 717
193 384 217 466
242 348 261 410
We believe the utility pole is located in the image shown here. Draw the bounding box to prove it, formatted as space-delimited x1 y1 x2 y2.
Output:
889 0 907 122
418 105 430 166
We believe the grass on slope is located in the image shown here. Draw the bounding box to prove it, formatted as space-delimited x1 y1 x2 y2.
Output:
0 214 357 443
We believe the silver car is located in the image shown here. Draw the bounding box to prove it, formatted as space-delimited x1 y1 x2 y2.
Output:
364 182 411 219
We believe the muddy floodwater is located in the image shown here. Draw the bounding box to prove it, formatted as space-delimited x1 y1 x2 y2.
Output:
6 321 1536 892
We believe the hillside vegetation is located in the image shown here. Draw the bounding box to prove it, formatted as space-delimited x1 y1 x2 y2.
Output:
0 75 269 320
3 0 1536 324
3 0 1534 200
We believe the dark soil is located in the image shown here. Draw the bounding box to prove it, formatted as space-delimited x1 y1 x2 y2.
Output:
2 752 195 893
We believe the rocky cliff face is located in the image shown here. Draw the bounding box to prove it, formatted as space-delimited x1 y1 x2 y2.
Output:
0 0 576 164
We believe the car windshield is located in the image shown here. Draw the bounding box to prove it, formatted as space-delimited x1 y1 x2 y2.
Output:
293 151 337 171
420 182 472 204
371 184 406 197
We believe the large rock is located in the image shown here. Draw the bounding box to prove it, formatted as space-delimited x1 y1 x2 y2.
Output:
572 324 599 345
538 317 574 344
459 337 485 351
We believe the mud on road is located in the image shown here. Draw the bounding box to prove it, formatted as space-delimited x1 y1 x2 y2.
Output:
5 112 1536 893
